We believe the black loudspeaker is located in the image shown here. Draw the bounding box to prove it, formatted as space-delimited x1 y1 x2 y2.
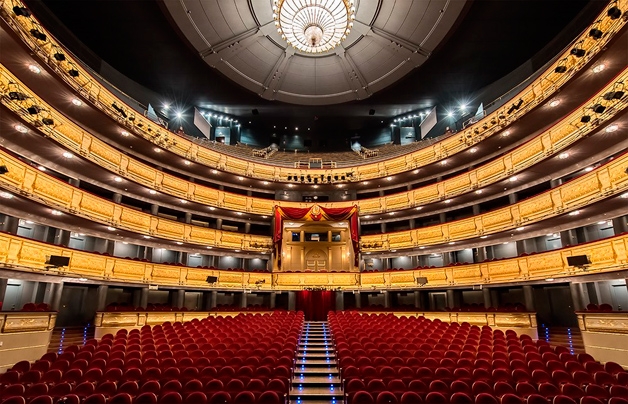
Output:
0 165 8 174
369 109 375 116
30 29 47 41
416 277 428 286
27 105 41 115
580 115 591 123
13 6 32 17
206 276 218 284
68 69 79 77
554 66 567 73
9 92 27 101
570 48 586 57
46 255 70 267
53 53 66 61
589 28 603 39
592 104 606 114
252 109 259 115
566 255 590 267
608 6 622 19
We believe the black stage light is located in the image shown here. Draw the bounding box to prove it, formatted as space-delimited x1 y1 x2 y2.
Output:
27 105 41 114
555 66 567 73
603 91 625 100
30 29 46 41
13 6 31 17
592 104 606 114
0 165 8 175
68 69 79 77
42 118 54 126
580 115 591 123
589 28 603 39
53 52 66 61
9 91 27 101
608 6 622 19
570 48 586 57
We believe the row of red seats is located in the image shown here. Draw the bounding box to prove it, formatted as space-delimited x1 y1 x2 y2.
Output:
329 312 628 404
1 312 303 404
20 303 52 312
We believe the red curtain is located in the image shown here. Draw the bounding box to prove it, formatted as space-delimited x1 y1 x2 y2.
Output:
296 290 336 321
274 205 360 266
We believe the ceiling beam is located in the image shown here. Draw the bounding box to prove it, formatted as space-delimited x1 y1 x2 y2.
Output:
260 47 296 100
335 48 370 100
368 28 430 67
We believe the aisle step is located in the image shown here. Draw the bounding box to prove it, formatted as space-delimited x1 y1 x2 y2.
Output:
291 320 342 402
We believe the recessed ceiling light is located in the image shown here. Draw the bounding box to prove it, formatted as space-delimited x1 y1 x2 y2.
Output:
149 190 157 194
25 220 34 224
209 207 216 210
107 226 116 231
475 189 483 194
14 124 28 133
179 199 187 204
51 209 62 215
448 242 455 245
503 242 510 245
444 199 452 203
238 176 244 181
362 181 369 185
413 169 419 174
0 192 13 199
236 212 243 215
263 181 269 185
211 169 218 174
288 183 294 188
62 152 73 158
313 185 318 188
176 242 183 245
470 147 478 153
120 130 130 137
388 212 395 215
28 64 41 74
364 215 371 219
184 160 191 165
262 215 268 219
440 159 447 165
71 98 82 106
545 278 555 282
558 152 569 159
123 242 129 245
386 176 393 181
154 148 162 153
592 64 605 73
234 250 240 253
620 192 628 199
502 130 510 137
597 221 607 225
605 124 619 133
509 176 518 182
549 99 561 107
516 226 525 231
568 210 581 216
419 246 425 249
480 235 488 239
114 177 122 182
143 235 151 239
584 166 594 172
415 206 423 210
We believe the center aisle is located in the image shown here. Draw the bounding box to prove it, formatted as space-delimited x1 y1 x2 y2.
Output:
290 320 343 403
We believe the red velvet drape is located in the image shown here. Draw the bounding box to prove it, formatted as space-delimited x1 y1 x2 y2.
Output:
296 290 335 321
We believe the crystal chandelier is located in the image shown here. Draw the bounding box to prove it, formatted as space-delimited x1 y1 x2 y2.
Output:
273 0 356 53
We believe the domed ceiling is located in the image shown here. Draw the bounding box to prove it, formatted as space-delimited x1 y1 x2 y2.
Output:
164 0 466 105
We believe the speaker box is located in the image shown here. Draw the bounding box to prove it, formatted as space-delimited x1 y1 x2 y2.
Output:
566 255 590 266
206 276 218 284
46 255 70 267
416 277 428 285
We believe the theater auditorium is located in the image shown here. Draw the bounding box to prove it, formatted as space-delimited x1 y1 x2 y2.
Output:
0 0 628 403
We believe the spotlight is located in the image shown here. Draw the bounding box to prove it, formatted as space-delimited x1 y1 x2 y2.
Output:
554 65 567 74
0 165 8 174
68 69 79 77
591 104 606 114
580 115 591 123
9 91 27 101
13 6 31 17
608 6 622 19
603 91 625 100
570 48 586 57
42 118 54 126
53 53 66 61
589 28 603 39
27 105 41 114
30 29 47 41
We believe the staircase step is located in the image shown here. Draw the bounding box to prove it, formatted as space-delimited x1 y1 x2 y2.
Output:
299 347 333 352
290 386 343 398
292 375 342 384
297 353 335 359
